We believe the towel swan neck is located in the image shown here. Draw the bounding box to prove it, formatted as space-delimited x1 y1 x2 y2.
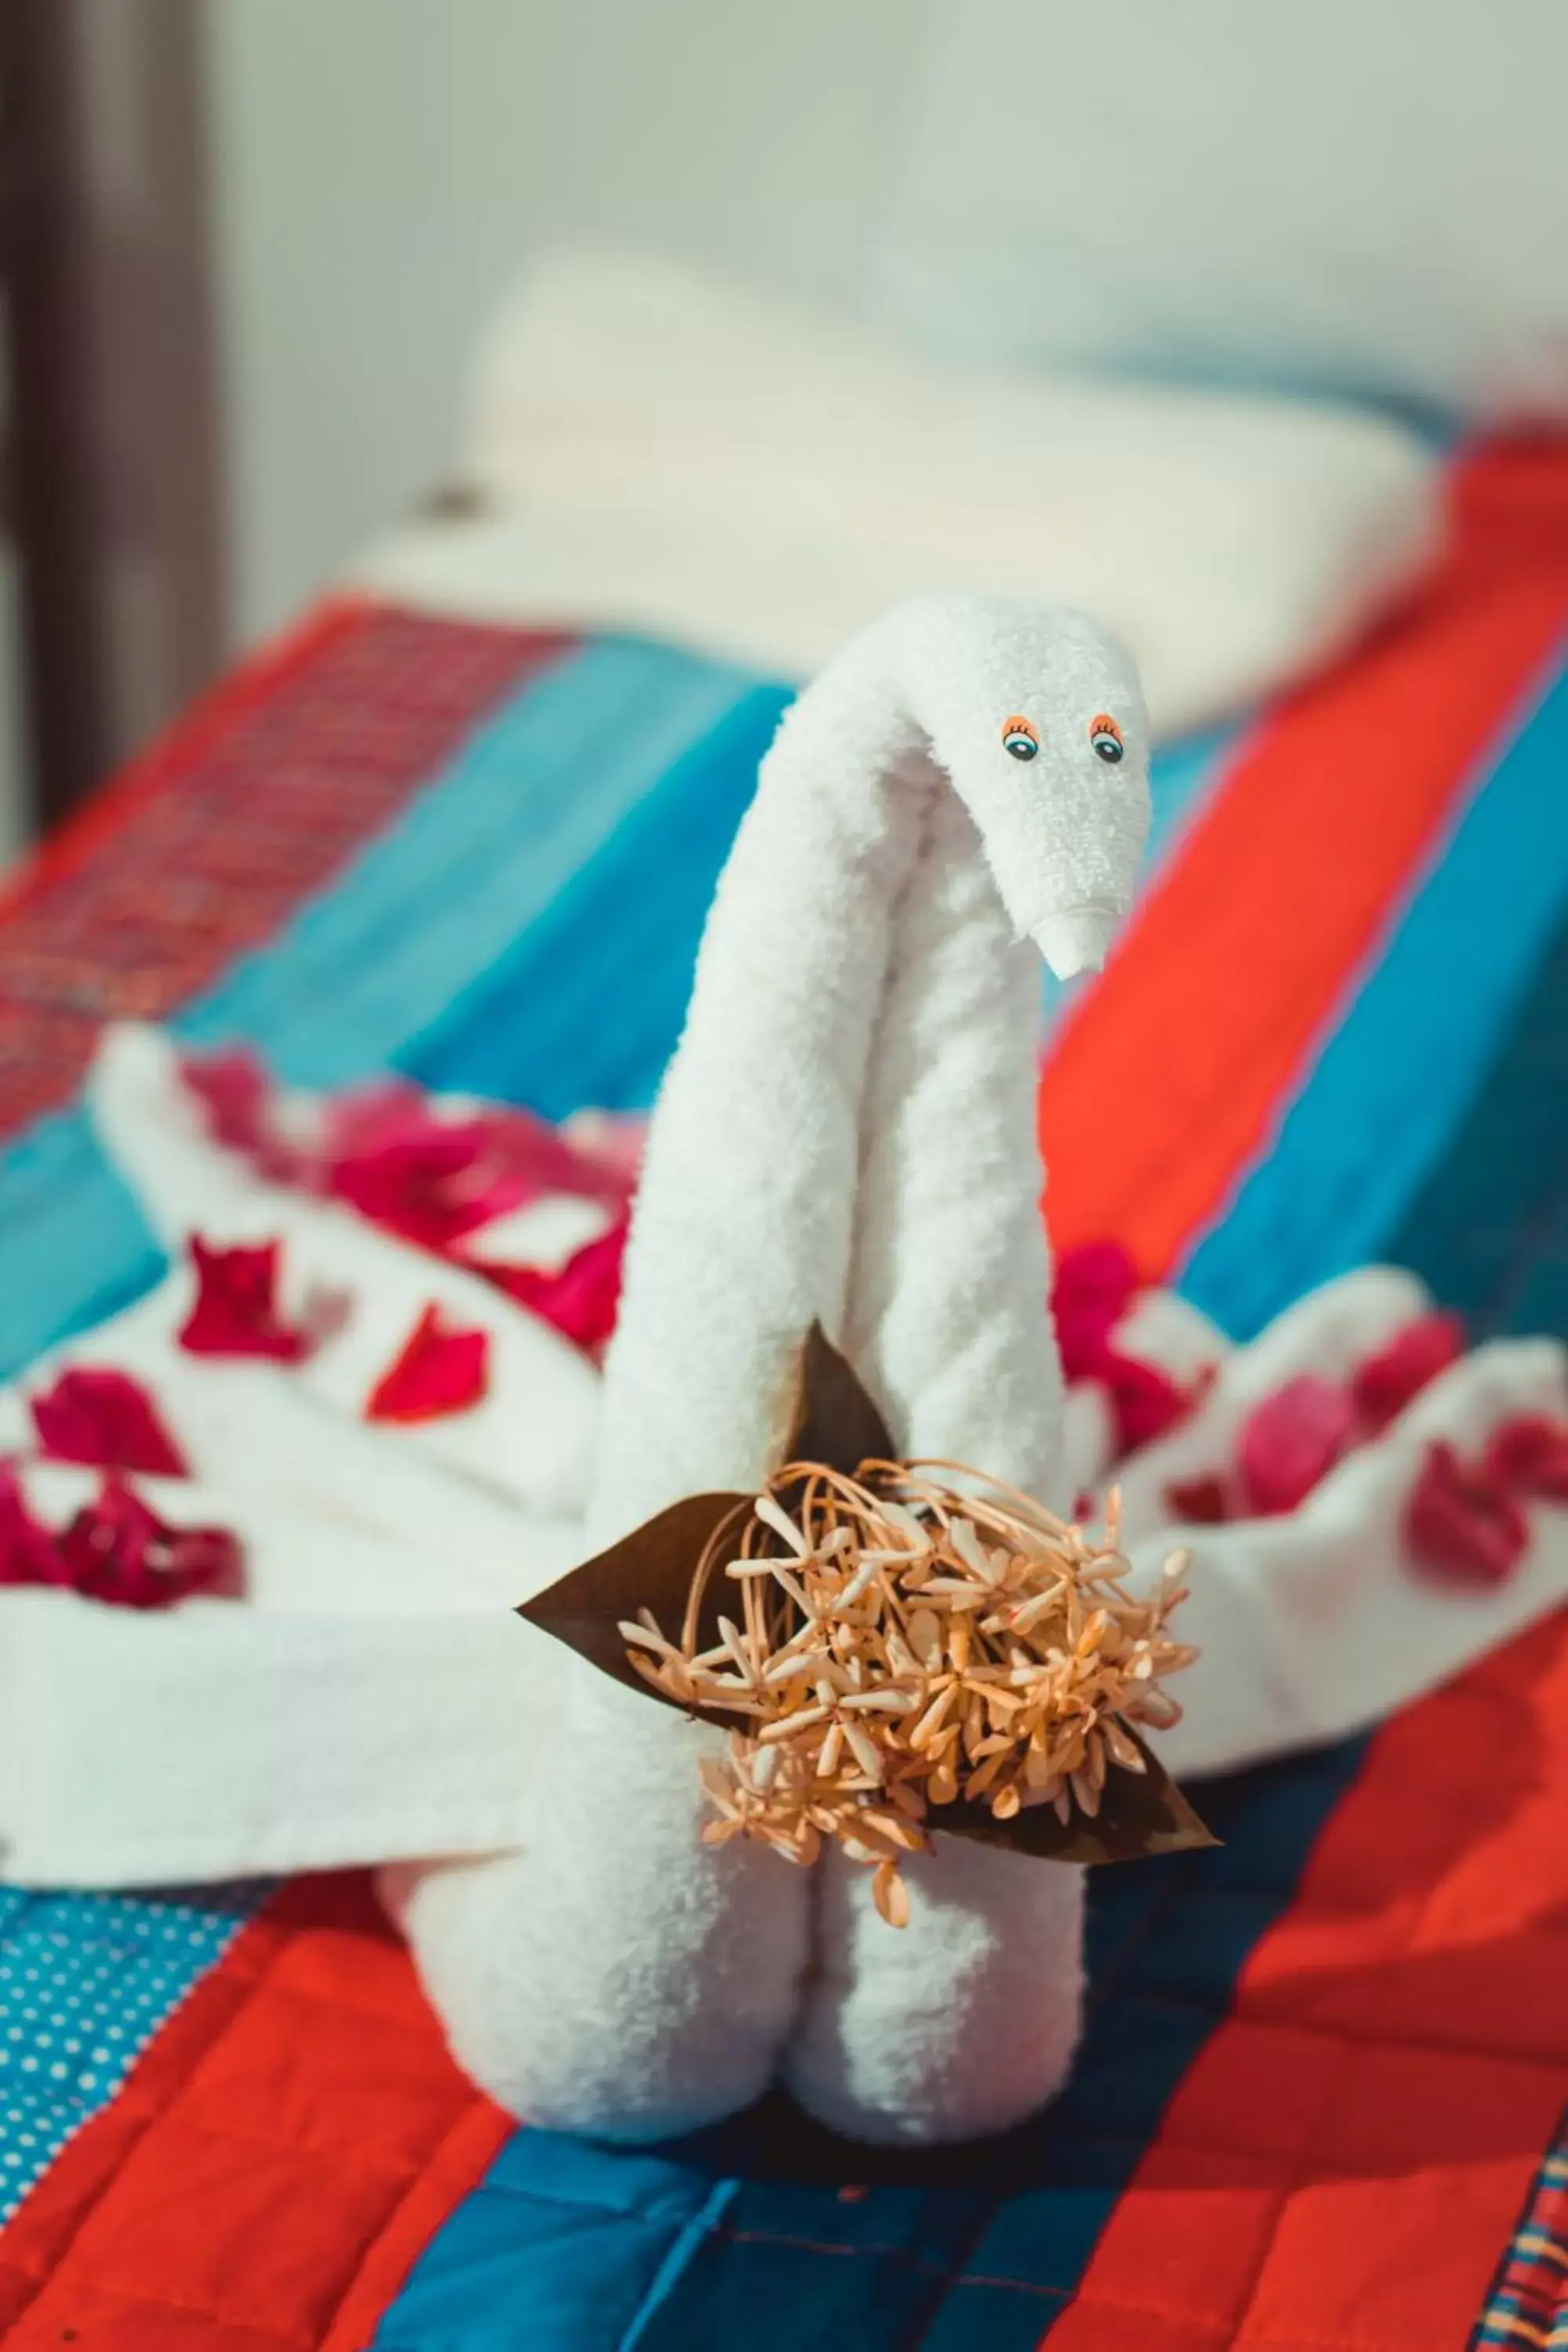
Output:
591 593 1152 1543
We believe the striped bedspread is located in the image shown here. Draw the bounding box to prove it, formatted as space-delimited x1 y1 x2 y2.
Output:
0 437 1566 2351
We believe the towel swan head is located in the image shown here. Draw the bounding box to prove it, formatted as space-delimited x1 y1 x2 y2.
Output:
888 595 1152 979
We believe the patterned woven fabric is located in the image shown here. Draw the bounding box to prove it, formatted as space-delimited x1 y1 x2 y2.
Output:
0 604 562 1141
1472 2124 1568 2350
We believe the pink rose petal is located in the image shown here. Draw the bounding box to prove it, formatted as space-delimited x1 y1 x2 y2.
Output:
365 1305 490 1423
181 1047 305 1181
177 1237 311 1361
1403 1441 1528 1588
484 1218 628 1359
30 1367 188 1478
1352 1312 1466 1436
1238 1374 1357 1518
182 1046 274 1154
1483 1413 1568 1501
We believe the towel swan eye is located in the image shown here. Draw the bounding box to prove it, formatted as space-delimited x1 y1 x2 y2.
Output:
1088 714 1125 764
1001 717 1039 761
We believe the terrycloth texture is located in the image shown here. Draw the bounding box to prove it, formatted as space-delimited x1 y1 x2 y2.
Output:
350 249 1441 739
398 594 1153 2144
786 782 1085 2142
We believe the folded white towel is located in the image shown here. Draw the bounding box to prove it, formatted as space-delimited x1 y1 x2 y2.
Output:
88 1025 601 1521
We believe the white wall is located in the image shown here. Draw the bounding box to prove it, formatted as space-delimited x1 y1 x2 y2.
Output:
206 0 914 645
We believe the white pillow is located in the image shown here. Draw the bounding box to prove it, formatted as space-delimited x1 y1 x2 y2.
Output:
356 249 1439 737
881 0 1568 419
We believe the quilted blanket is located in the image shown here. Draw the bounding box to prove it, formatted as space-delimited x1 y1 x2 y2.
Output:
0 437 1566 2350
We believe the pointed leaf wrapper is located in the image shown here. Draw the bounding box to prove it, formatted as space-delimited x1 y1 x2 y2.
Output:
934 1726 1217 1866
779 1320 897 1479
516 1322 1215 1870
517 1490 752 1712
517 1319 888 1700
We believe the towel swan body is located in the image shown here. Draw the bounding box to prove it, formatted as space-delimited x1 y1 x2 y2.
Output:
395 594 1155 2143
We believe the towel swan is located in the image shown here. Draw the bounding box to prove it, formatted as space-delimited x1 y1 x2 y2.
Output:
400 596 1171 2144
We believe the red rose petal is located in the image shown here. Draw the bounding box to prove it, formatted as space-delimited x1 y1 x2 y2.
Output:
328 1123 517 1250
1238 1374 1357 1517
0 1464 67 1588
54 1476 244 1610
30 1367 188 1478
1483 1413 1568 1500
1164 1473 1232 1526
325 1090 626 1252
483 1218 628 1359
366 1305 490 1423
177 1236 311 1361
1352 1312 1466 1436
1403 1440 1529 1588
1101 1348 1196 1457
1052 1240 1141 1381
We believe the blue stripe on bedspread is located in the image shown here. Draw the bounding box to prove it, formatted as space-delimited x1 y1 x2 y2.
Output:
1178 641 1568 1338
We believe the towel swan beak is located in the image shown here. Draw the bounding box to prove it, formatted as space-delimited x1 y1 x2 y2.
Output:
1031 901 1120 981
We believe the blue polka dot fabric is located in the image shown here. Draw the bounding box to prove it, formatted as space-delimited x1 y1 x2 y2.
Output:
0 1881 264 2220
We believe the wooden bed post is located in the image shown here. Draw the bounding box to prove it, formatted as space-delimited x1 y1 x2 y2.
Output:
0 0 228 833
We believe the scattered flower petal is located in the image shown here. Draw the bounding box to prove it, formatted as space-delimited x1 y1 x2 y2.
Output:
1238 1374 1357 1518
53 1477 243 1609
1483 1413 1568 1501
366 1305 490 1422
0 1465 67 1588
1101 1349 1196 1457
1352 1312 1466 1435
177 1237 311 1361
29 1367 187 1477
1052 1240 1141 1381
484 1217 628 1358
181 1047 306 1181
560 1111 646 1197
1403 1441 1528 1588
325 1090 622 1251
1163 1473 1232 1526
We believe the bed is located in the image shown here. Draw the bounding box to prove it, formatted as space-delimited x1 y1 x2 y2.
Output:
0 426 1565 2352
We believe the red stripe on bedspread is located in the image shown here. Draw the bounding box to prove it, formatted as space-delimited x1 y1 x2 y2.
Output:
0 1875 510 2351
0 602 568 1143
1038 437 1568 1276
1047 1610 1568 2352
